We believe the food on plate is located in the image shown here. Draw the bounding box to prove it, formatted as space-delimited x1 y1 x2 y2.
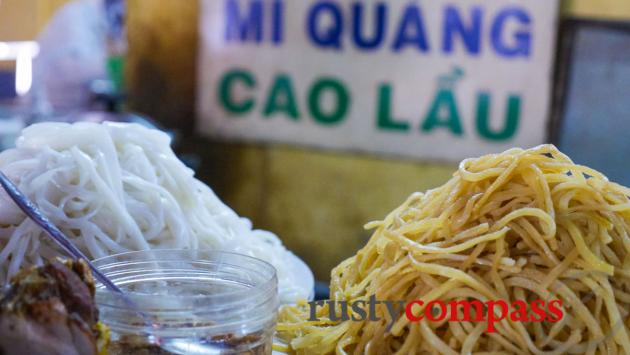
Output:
278 145 630 354
0 122 308 302
0 259 108 355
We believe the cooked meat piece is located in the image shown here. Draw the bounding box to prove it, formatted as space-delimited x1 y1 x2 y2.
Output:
0 260 105 355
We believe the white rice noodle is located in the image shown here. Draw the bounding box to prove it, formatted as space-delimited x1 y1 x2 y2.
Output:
0 122 307 302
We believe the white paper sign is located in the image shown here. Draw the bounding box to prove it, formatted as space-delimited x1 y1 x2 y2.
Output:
198 0 558 161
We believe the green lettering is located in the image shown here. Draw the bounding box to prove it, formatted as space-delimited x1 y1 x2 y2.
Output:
263 74 300 120
421 89 463 135
476 93 520 141
377 85 409 132
218 69 256 115
308 78 349 125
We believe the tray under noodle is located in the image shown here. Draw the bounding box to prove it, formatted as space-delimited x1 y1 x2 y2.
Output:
278 144 630 354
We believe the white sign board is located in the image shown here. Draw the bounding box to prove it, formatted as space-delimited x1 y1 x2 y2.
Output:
198 0 558 161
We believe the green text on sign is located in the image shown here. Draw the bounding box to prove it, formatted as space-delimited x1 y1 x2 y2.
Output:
218 68 521 141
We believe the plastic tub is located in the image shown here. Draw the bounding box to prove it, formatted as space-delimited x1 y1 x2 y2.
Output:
93 249 278 354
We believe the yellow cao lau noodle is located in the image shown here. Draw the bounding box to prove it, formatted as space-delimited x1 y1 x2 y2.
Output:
278 145 630 354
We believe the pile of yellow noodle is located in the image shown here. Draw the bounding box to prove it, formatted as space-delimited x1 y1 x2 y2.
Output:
278 145 630 354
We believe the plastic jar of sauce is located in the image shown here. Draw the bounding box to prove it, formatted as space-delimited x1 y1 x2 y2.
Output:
93 250 278 354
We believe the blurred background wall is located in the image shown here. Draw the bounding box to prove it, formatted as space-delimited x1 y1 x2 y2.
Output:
0 0 72 41
1 0 629 282
562 0 630 19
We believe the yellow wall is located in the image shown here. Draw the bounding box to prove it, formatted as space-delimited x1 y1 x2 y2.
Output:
0 0 38 41
0 0 70 41
563 0 630 20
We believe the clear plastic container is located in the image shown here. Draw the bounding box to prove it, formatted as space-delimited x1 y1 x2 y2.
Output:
93 250 278 354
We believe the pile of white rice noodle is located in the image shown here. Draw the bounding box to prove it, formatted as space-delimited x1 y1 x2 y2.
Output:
0 122 307 301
